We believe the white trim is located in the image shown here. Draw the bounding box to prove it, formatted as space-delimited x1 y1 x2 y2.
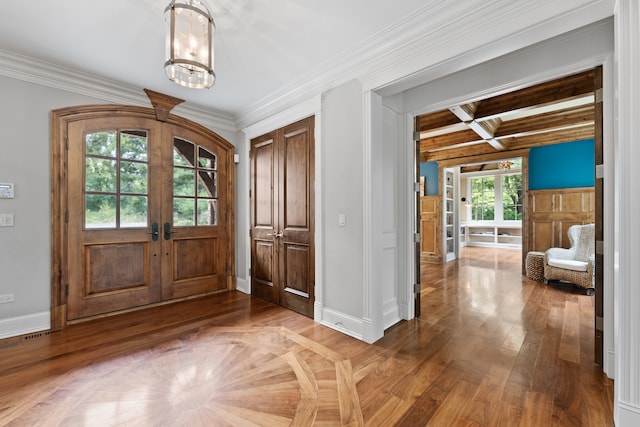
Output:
615 0 640 421
383 298 401 330
362 90 375 340
402 113 416 321
619 402 640 426
0 49 236 132
242 96 321 139
0 311 50 340
236 0 614 129
317 307 365 341
235 277 249 294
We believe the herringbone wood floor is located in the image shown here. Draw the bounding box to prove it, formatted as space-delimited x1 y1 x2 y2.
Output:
0 247 613 426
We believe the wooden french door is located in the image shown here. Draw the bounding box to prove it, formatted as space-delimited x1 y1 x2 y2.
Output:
594 65 604 367
250 116 315 317
59 107 233 322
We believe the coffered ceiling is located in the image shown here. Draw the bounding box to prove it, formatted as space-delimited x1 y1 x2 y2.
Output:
417 69 596 167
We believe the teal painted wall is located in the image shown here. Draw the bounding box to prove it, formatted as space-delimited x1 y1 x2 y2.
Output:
528 139 594 190
419 139 593 195
420 161 439 195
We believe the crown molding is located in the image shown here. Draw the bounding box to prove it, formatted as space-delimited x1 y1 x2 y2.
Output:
235 0 614 129
0 49 236 132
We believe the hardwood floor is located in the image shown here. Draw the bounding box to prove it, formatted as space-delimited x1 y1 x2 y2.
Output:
0 247 613 426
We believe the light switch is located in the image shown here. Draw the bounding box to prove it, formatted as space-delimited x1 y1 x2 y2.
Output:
338 213 346 227
0 213 14 227
0 183 14 199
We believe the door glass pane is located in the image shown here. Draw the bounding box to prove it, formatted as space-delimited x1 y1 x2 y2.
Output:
197 171 217 198
173 137 218 228
174 198 195 226
86 131 117 157
120 161 148 194
174 138 195 167
174 168 195 196
198 147 216 170
197 199 217 225
120 131 148 161
120 195 148 228
84 129 149 229
85 194 116 228
85 158 117 192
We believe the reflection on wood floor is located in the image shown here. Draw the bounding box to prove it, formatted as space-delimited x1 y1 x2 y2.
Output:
0 247 613 426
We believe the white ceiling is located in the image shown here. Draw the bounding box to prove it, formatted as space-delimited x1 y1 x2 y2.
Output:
0 0 428 118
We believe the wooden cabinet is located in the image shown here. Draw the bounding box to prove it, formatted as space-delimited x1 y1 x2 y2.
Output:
527 187 594 253
420 196 441 263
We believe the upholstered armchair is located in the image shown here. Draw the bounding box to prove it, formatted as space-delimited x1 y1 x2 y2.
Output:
543 224 595 293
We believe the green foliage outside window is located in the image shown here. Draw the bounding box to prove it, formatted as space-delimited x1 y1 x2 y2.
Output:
471 176 495 220
470 172 523 222
85 130 148 228
502 174 523 220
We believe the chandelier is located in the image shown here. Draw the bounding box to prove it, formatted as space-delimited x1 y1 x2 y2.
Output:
164 0 215 89
498 160 512 171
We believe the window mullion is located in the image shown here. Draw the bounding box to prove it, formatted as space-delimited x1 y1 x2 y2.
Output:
495 175 504 221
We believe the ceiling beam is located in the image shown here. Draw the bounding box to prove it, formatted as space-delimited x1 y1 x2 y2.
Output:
435 149 531 168
420 129 483 151
494 105 594 138
449 102 480 122
502 126 594 150
422 125 594 162
417 109 460 132
473 69 595 120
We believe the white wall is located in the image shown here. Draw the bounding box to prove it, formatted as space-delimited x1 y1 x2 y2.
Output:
0 75 240 339
320 80 365 320
0 78 102 336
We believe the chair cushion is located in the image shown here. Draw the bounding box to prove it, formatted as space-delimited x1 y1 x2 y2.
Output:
548 258 589 272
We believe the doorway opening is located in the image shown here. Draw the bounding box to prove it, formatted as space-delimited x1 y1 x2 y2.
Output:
414 67 601 364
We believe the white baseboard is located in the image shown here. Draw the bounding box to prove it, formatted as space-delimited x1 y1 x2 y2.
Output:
235 277 250 294
383 298 401 330
619 401 640 426
605 348 615 380
0 311 50 339
317 306 365 341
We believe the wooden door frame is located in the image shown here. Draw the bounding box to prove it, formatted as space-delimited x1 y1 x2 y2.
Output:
50 104 236 330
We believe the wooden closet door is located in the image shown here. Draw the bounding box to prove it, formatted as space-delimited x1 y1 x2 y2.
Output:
277 118 315 317
250 117 315 317
250 132 279 304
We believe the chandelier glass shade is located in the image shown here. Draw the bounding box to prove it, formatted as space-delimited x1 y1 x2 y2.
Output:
164 0 215 89
498 160 512 171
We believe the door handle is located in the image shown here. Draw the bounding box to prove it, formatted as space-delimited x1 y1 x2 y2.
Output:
164 222 177 240
273 230 283 238
148 223 159 241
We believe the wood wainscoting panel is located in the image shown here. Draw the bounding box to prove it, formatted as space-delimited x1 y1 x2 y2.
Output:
420 196 441 263
527 187 595 254
531 221 554 253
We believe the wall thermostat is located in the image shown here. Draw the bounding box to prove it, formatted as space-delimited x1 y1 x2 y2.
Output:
0 183 14 199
